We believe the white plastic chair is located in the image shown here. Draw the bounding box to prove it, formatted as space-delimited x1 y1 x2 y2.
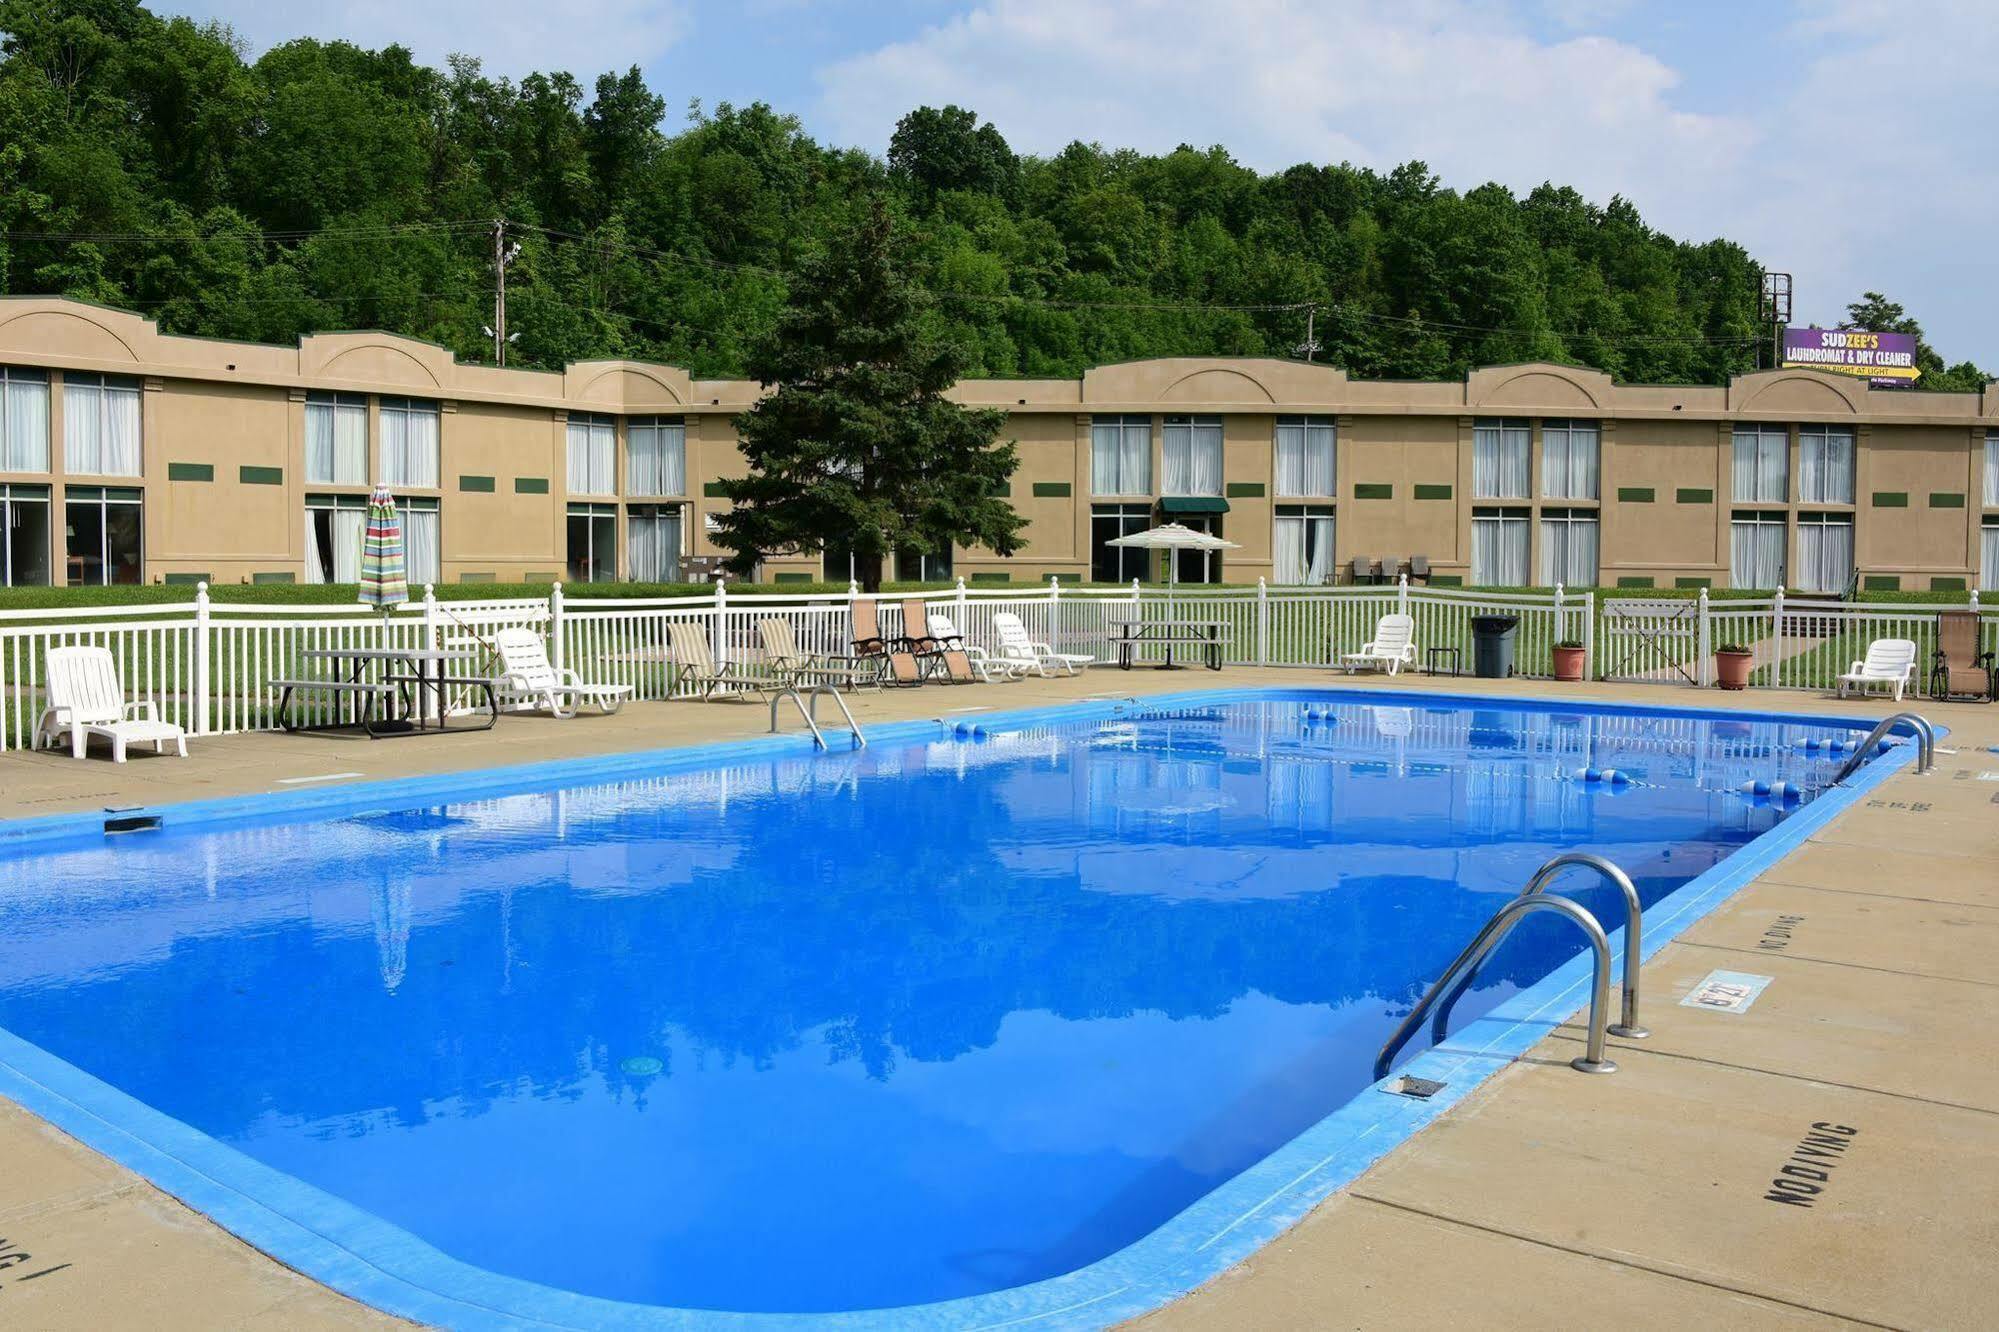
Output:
35 646 189 762
493 628 633 718
992 612 1094 677
1835 638 1917 701
1341 614 1418 676
928 613 1024 682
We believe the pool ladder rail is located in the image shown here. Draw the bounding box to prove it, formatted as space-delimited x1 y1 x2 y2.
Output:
1831 710 1934 785
769 683 867 751
1376 853 1647 1083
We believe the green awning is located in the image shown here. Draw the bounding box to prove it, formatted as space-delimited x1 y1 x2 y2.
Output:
1159 496 1230 515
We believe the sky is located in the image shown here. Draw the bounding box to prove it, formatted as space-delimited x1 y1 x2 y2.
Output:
160 0 1999 369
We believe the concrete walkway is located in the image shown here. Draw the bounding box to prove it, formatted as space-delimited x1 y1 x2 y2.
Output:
0 668 1992 1329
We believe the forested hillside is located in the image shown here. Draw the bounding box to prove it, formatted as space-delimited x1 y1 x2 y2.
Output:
0 1 1984 388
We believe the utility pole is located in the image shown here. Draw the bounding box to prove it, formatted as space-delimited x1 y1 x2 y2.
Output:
1759 272 1792 372
489 220 522 366
1293 304 1321 362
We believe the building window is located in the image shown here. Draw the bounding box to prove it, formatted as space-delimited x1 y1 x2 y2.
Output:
567 502 616 582
1 483 52 586
895 546 953 582
1091 503 1152 582
1731 510 1787 589
1983 520 1999 591
1 367 51 473
1273 505 1335 585
1539 508 1599 587
1985 432 1998 509
304 393 368 486
1795 512 1854 595
1798 425 1855 505
1471 507 1530 586
1541 419 1600 500
64 485 142 585
1473 419 1530 499
1091 415 1151 496
305 494 367 584
62 374 142 477
1732 424 1788 503
377 398 440 489
1275 416 1336 497
398 496 440 585
627 418 685 498
567 414 616 495
627 504 682 582
1161 415 1222 496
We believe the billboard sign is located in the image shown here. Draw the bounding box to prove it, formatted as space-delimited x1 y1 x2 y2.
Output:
1781 327 1919 387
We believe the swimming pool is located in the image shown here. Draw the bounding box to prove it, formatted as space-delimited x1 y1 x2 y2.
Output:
0 689 1902 1329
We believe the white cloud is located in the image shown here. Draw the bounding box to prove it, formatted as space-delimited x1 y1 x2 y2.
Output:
173 0 691 80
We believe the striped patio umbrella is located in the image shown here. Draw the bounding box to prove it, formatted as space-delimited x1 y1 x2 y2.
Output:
358 485 408 612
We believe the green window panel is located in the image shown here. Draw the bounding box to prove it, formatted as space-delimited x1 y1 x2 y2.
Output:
167 462 214 482
251 572 295 585
1225 481 1265 498
1353 483 1392 499
163 572 209 586
458 474 495 493
1427 574 1464 587
1413 483 1452 500
515 477 550 495
459 572 496 584
1929 492 1965 508
971 572 1014 584
1616 576 1655 588
1674 577 1712 589
1863 574 1901 590
1031 481 1072 497
1872 491 1908 508
773 572 813 584
702 481 731 498
1616 486 1654 503
1931 576 1966 591
239 465 283 486
1675 487 1713 504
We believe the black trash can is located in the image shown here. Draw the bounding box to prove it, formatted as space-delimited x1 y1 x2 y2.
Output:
1470 614 1520 678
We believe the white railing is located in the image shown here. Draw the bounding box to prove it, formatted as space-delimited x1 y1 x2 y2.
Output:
4 578 1992 752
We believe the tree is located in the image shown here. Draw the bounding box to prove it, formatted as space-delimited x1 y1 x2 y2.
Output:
887 105 1019 202
1842 292 1988 392
711 197 1024 591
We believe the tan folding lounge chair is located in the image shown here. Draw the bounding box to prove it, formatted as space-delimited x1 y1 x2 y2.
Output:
756 618 882 690
1930 610 1995 701
666 620 770 700
850 598 890 658
899 599 943 654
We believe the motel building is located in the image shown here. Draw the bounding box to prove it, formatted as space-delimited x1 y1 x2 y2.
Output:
2 295 1997 595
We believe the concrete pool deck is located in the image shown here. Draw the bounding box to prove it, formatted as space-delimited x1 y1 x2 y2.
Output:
0 667 1992 1329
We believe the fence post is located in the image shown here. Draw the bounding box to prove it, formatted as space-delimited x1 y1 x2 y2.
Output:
1582 590 1595 680
955 575 968 630
193 581 211 735
549 582 566 674
1256 576 1270 666
712 577 728 664
1554 581 1566 645
1771 586 1785 688
1397 572 1409 615
1696 586 1711 687
1048 574 1062 653
423 585 439 652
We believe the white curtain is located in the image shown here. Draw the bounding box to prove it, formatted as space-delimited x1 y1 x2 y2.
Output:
568 417 615 494
1272 515 1305 584
1983 524 1999 590
1473 421 1529 498
1472 512 1529 585
1162 417 1221 495
1798 427 1853 504
1 371 50 473
307 507 366 584
1541 421 1599 499
1985 434 1998 508
306 397 367 484
1275 417 1335 497
1733 426 1787 502
629 508 682 582
1091 416 1149 494
400 505 439 585
1539 515 1599 586
63 377 141 476
1731 517 1785 588
628 420 684 497
1795 518 1853 593
379 401 439 489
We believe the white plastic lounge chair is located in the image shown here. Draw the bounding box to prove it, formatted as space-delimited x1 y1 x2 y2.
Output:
493 628 633 718
928 613 1023 683
992 612 1094 677
35 646 188 762
1836 638 1917 702
1341 613 1417 676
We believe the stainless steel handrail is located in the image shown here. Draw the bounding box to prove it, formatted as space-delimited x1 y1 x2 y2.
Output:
768 683 866 750
1429 853 1647 1042
1376 893 1618 1080
1832 711 1934 784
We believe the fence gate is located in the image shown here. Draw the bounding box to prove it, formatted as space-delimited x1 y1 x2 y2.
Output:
1600 598 1700 684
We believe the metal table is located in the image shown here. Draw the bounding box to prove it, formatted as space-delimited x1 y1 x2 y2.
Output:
281 646 498 738
1107 620 1226 671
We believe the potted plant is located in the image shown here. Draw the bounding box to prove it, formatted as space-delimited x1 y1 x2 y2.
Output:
1551 639 1587 682
1714 642 1754 690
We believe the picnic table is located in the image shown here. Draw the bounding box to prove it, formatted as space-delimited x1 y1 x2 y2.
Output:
274 646 498 738
1108 619 1227 671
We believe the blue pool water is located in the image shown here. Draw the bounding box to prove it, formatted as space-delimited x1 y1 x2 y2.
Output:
0 694 1876 1318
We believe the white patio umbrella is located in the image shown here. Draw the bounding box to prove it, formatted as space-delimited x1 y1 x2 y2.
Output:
1107 521 1240 619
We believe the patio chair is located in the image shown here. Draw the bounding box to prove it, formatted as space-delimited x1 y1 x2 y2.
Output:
993 612 1094 677
1835 637 1917 702
1375 557 1398 585
929 612 1023 683
492 628 633 718
850 598 890 659
666 620 772 701
1409 555 1431 585
898 599 943 655
1350 556 1376 585
1929 611 1995 702
756 618 883 690
35 645 189 762
1341 613 1418 676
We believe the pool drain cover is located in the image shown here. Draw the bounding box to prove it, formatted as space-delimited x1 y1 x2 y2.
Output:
620 1055 664 1077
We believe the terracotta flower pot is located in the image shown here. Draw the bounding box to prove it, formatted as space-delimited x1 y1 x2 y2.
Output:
1552 644 1586 682
1715 649 1754 690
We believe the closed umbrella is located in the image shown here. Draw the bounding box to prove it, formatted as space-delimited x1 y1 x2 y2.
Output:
358 485 408 616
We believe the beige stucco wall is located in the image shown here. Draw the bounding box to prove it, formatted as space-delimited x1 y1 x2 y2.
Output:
1600 419 1728 586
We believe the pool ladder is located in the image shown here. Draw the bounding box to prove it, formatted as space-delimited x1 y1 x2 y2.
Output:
1831 711 1934 785
1376 853 1647 1083
770 683 866 751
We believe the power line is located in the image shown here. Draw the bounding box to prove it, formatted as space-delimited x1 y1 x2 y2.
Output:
0 220 490 245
